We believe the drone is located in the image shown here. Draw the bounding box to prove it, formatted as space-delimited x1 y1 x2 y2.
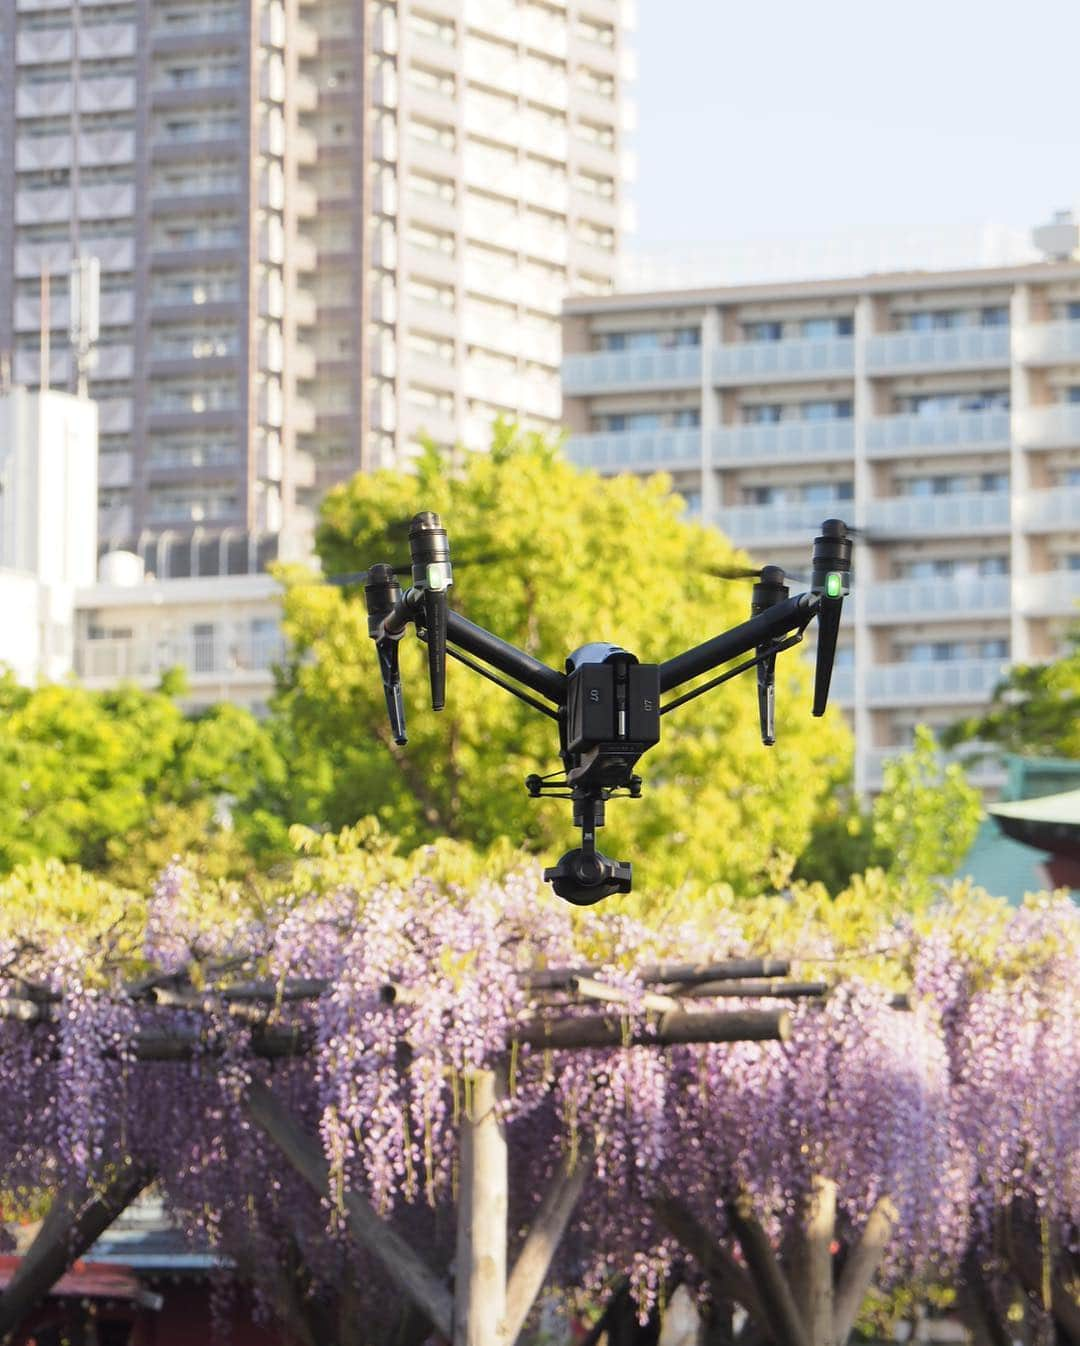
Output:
351 513 852 905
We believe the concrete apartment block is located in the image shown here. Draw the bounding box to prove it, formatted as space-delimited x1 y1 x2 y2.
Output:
0 0 633 570
561 261 1080 792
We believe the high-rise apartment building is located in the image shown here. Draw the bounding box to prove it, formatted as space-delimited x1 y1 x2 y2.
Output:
561 259 1080 792
1 0 632 569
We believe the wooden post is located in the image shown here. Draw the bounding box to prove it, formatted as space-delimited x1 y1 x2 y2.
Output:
454 1067 508 1346
245 1081 454 1339
505 1147 592 1344
802 1176 836 1346
0 1160 152 1339
832 1197 897 1344
726 1191 810 1346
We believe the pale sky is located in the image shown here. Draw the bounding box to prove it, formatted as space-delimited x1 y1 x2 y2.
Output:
627 0 1080 282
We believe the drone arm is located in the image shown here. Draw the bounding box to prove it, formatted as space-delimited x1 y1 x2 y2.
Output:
658 593 817 694
445 609 565 703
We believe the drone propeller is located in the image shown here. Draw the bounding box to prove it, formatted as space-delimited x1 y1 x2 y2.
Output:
809 519 853 716
323 550 504 589
704 563 813 587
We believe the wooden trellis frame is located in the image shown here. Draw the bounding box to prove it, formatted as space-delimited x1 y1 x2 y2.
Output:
0 959 1069 1346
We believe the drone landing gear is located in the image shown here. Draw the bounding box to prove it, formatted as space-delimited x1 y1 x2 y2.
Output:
539 790 633 905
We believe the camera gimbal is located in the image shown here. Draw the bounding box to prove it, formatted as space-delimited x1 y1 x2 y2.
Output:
361 513 852 904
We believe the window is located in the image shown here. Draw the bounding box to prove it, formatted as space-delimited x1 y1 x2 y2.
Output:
801 399 852 420
593 409 699 432
980 305 1009 327
597 328 699 351
802 316 853 338
906 309 961 331
743 321 782 342
978 639 1008 660
1068 302 1080 322
979 472 1009 492
1066 554 1080 571
742 403 782 425
904 390 1010 415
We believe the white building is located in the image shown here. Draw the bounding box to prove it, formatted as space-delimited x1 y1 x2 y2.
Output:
0 385 98 682
561 249 1080 793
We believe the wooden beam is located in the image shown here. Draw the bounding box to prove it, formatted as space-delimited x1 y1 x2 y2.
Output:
650 1192 765 1329
505 1148 593 1344
245 1080 454 1340
726 1191 810 1346
454 1068 508 1346
515 1010 790 1051
680 981 827 1001
832 1197 897 1344
520 960 791 991
567 977 681 1014
0 1159 152 1339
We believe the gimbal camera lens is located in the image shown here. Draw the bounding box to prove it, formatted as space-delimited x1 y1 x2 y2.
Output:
543 847 633 905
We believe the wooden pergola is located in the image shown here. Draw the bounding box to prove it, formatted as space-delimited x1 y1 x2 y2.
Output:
0 957 1035 1346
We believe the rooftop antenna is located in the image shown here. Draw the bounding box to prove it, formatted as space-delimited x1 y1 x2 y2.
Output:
69 254 100 398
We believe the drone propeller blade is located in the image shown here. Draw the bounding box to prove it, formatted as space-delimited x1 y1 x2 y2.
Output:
705 563 813 586
325 564 412 588
757 654 776 746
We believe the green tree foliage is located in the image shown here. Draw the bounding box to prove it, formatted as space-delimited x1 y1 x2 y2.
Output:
797 727 984 902
942 625 1080 758
868 725 983 902
0 672 289 881
275 426 852 898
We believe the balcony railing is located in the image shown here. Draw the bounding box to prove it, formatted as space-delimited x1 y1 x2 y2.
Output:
865 409 1011 457
867 659 1008 705
714 500 848 544
564 428 701 472
1014 403 1080 448
866 491 1011 536
710 418 854 465
1015 320 1080 364
711 336 854 383
1017 570 1080 616
866 576 1011 621
76 633 286 684
562 346 702 393
865 326 1010 372
1018 487 1080 532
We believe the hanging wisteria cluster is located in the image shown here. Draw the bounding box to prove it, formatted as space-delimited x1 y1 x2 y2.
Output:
0 859 1075 1324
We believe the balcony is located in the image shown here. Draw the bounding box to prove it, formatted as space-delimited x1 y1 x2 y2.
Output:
865 409 1011 458
866 576 1012 622
99 451 134 488
561 346 701 394
79 22 137 58
97 399 134 434
78 77 137 113
867 659 1008 706
865 325 1010 373
1015 403 1080 449
714 500 847 546
564 428 701 473
16 28 74 62
98 505 134 541
866 491 1010 537
292 450 316 487
464 41 522 98
75 632 286 686
80 183 136 219
15 187 72 225
1018 486 1080 532
95 345 135 379
1015 320 1080 365
711 336 854 384
293 397 317 435
710 418 854 466
15 133 71 171
16 81 73 118
79 129 136 166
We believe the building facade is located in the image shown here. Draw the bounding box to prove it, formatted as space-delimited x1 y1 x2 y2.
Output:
561 261 1080 791
1 0 632 569
0 386 98 683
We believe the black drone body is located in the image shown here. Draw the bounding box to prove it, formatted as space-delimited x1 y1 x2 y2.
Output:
360 512 852 904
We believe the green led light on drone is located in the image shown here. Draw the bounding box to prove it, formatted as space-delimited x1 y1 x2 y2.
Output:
825 571 843 598
426 561 452 591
